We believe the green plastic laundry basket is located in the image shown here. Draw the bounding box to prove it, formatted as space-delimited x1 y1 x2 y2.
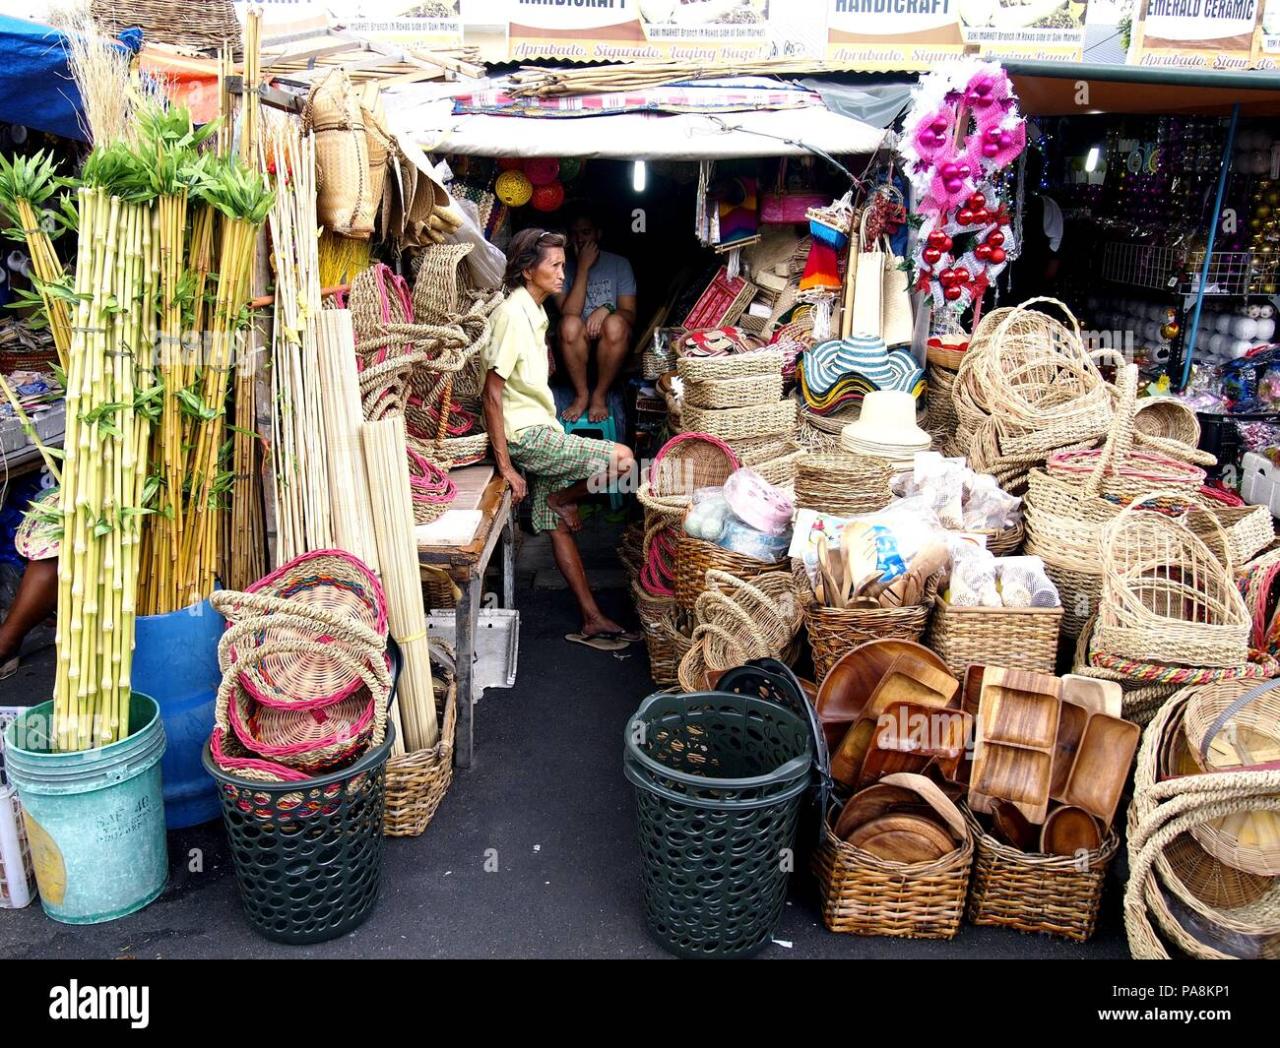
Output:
623 689 814 959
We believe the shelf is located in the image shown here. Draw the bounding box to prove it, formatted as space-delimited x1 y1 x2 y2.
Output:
1100 241 1276 297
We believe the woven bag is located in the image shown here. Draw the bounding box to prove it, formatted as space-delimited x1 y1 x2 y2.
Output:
305 69 375 239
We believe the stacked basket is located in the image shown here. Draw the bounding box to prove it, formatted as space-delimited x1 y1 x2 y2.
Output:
635 434 740 685
208 550 392 783
1125 682 1280 958
676 351 798 450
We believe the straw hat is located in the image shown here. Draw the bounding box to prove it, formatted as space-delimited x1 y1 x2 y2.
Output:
840 390 931 464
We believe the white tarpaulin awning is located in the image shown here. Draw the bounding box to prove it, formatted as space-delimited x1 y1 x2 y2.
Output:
387 96 888 160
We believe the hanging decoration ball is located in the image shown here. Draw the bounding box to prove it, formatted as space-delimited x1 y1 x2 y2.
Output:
1267 190 1280 207
495 169 534 207
531 180 566 212
524 157 561 187
497 157 524 172
1161 322 1181 340
559 157 583 181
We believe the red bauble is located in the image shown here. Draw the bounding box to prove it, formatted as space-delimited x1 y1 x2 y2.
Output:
957 208 975 225
944 286 964 301
953 268 972 284
923 246 943 265
973 209 991 225
989 247 1007 265
927 230 948 249
941 236 953 251
975 244 993 261
938 268 956 287
987 230 1006 247
967 193 986 211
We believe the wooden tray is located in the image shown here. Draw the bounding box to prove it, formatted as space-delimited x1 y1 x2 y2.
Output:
971 668 1062 824
1060 713 1141 830
848 814 956 864
857 703 970 788
1050 701 1089 802
1061 674 1122 718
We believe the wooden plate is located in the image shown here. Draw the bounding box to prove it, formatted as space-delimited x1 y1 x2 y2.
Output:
832 783 921 840
817 639 950 745
1040 805 1102 857
848 814 957 864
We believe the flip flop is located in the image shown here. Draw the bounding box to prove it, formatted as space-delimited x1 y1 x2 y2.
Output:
0 656 17 681
565 633 630 652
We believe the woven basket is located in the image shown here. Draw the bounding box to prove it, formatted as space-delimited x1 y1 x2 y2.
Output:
978 520 1025 556
812 804 973 939
965 809 1119 942
91 0 239 51
676 350 784 382
794 453 892 516
926 599 1062 679
1191 504 1275 568
1135 397 1201 446
423 568 457 610
748 444 806 488
1096 491 1251 669
436 432 489 469
926 364 959 444
680 399 798 443
305 69 375 239
674 534 787 614
926 342 968 371
650 432 739 498
683 373 784 410
384 658 457 838
1125 688 1280 959
801 570 939 683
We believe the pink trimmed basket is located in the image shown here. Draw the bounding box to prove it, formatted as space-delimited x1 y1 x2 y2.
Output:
408 447 458 525
650 432 740 498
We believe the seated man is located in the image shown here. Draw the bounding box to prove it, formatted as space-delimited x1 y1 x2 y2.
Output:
482 227 641 652
555 205 637 423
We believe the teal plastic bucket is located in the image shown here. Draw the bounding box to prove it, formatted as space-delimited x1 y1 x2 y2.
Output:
134 600 223 828
3 697 169 925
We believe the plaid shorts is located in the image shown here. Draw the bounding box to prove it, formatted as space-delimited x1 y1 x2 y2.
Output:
508 425 615 533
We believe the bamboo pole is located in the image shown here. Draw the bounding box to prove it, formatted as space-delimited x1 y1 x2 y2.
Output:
363 415 437 751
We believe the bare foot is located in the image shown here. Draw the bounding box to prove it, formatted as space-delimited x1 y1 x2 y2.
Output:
562 395 588 422
587 397 610 423
547 493 583 533
582 616 628 638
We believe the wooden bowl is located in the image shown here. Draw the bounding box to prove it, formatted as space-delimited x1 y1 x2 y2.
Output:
991 799 1039 851
1040 805 1102 856
833 782 929 840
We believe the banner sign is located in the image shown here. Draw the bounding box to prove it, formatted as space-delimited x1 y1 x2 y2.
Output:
957 0 1089 61
1130 0 1261 68
507 0 776 62
1255 0 1280 66
824 0 966 71
235 2 465 50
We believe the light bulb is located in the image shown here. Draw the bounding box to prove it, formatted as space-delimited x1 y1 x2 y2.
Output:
1085 146 1100 173
632 160 646 193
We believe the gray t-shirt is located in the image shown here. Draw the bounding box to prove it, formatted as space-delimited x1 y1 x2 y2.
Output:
563 249 636 321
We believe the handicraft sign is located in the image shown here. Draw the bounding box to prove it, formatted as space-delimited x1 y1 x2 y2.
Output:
825 0 966 71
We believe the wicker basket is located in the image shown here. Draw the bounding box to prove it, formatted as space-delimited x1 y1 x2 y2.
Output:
965 809 1119 942
676 350 784 382
926 599 1062 679
1096 492 1251 669
802 572 939 683
1125 687 1280 959
683 373 784 410
978 520 1025 556
680 399 798 443
92 0 239 52
650 432 739 497
746 443 806 488
812 803 973 939
674 535 786 614
1191 504 1275 568
384 668 457 838
926 364 959 444
794 453 892 516
1135 397 1201 446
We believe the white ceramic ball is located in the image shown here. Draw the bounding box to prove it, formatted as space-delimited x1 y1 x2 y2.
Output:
1256 317 1277 341
1215 312 1235 334
1209 333 1227 355
1260 304 1275 319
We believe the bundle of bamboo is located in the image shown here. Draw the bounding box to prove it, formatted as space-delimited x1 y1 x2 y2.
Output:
263 120 334 565
363 415 438 752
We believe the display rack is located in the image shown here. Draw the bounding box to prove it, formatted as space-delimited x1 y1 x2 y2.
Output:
1101 241 1276 297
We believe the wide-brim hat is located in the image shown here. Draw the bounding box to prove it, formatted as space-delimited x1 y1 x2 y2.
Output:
840 390 931 455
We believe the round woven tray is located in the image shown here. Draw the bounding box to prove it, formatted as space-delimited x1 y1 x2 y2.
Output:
794 453 892 516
